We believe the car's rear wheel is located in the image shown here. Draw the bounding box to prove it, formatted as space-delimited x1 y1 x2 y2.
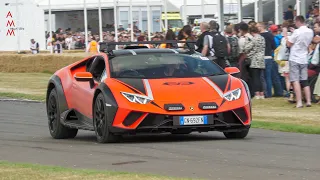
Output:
223 128 249 139
47 88 78 139
93 93 120 143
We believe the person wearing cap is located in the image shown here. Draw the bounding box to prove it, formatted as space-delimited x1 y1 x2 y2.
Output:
270 25 283 47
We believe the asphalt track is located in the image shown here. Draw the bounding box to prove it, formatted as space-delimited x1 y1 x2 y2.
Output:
0 100 319 180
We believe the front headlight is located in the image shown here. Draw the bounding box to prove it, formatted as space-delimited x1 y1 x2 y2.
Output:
121 92 153 104
223 88 241 101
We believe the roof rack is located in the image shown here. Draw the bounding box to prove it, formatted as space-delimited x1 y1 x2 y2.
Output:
99 40 197 54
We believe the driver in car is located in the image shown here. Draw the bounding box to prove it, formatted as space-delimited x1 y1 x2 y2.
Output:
162 57 185 77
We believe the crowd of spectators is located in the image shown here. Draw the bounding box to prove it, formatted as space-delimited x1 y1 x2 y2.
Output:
35 1 320 107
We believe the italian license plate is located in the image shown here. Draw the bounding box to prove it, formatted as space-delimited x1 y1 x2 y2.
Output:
179 115 208 125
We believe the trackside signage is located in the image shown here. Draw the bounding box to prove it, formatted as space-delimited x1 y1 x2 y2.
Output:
5 11 25 36
0 1 45 51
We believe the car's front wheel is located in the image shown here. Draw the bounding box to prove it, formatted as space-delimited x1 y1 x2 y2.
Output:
223 128 249 139
47 88 78 139
93 93 120 143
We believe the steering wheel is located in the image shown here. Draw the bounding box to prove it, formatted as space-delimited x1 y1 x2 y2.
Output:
118 69 143 77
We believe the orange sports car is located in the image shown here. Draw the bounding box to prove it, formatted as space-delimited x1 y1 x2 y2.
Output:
46 47 252 143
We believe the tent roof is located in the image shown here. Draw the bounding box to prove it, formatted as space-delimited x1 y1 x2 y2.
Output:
32 0 171 11
30 0 256 11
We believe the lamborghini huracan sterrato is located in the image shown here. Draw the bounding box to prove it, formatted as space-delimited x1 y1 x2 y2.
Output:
46 48 252 143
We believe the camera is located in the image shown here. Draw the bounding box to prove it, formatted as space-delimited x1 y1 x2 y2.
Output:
5 3 9 6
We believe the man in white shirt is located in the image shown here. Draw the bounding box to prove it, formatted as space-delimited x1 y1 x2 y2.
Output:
284 16 314 108
30 39 39 54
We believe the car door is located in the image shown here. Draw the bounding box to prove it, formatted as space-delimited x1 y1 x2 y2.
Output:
71 55 107 120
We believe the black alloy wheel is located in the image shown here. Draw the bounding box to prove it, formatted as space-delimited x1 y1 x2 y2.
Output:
223 128 250 139
93 93 120 143
48 93 58 134
47 88 78 139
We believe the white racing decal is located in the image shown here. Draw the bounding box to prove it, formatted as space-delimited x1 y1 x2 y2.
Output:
128 50 137 55
202 77 223 97
168 49 179 54
200 56 209 60
143 79 154 100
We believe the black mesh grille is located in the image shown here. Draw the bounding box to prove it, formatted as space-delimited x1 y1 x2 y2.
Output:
214 111 242 125
123 112 144 126
138 114 172 127
233 108 248 123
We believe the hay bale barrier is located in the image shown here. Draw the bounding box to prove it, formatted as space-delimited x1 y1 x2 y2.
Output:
0 53 88 73
0 49 85 54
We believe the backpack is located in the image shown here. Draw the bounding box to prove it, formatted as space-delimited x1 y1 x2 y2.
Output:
211 32 229 58
227 36 239 59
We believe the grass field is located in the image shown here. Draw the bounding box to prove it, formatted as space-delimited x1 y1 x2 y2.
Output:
0 161 193 180
0 73 320 134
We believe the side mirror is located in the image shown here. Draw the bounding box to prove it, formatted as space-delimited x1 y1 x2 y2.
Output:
224 67 240 75
74 72 95 88
74 72 93 81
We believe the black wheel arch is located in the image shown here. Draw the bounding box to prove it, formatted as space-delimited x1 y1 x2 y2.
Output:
93 83 119 127
240 79 252 119
46 75 69 114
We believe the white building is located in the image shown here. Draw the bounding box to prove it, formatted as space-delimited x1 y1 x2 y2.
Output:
37 0 168 33
0 0 45 51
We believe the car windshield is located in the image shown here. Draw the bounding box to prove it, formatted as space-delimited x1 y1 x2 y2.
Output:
109 53 226 79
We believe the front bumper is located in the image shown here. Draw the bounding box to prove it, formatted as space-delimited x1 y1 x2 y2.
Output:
110 106 251 134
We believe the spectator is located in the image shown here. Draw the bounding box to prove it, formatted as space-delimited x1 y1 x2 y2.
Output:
284 15 314 108
313 22 320 44
270 24 292 98
248 21 257 27
65 34 73 50
284 5 294 20
314 74 320 104
224 25 240 67
86 36 100 54
195 22 211 54
270 25 283 47
160 29 177 49
118 24 125 31
307 3 320 28
53 40 63 54
30 39 39 54
177 25 195 50
201 20 230 69
238 23 254 91
249 25 266 99
257 22 283 98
